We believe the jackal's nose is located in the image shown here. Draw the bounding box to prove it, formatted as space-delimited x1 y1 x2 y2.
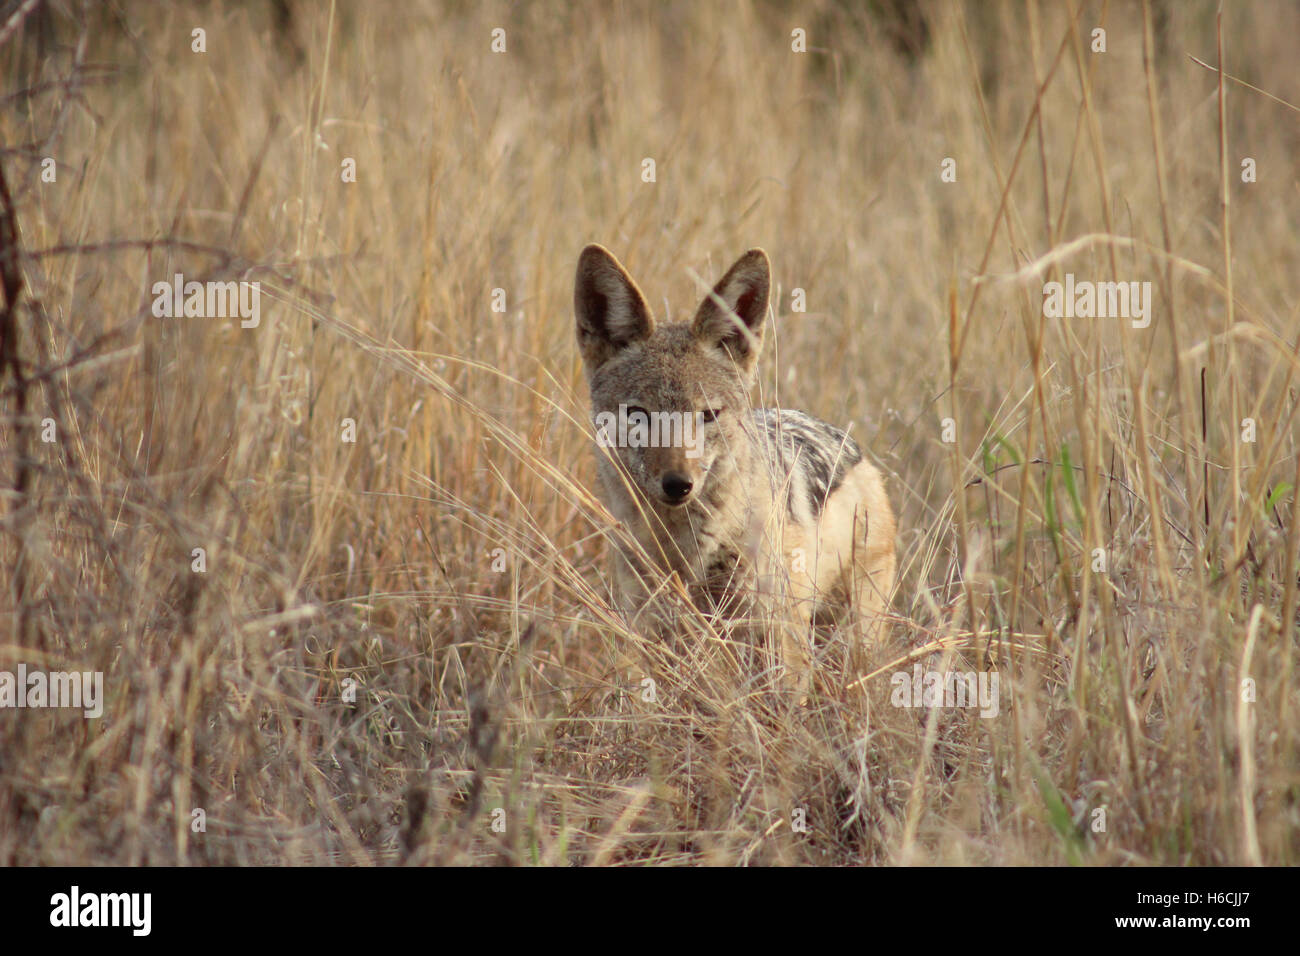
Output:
661 472 694 504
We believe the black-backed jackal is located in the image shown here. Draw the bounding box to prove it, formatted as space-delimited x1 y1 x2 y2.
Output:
575 244 896 691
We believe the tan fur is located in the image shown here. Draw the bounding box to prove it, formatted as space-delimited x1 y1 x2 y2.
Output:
575 244 896 691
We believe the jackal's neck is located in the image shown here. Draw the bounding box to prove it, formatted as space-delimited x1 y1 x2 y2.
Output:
632 428 766 578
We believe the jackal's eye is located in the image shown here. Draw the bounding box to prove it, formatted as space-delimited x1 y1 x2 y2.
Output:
701 407 722 423
624 405 650 421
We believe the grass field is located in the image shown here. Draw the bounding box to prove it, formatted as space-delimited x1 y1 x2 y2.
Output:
1 0 1298 865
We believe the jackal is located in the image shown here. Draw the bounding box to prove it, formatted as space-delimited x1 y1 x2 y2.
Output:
575 244 896 687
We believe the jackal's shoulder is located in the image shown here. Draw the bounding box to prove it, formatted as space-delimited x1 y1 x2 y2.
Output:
749 407 866 519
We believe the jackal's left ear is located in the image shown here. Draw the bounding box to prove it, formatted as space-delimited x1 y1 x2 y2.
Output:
691 249 769 374
575 244 655 373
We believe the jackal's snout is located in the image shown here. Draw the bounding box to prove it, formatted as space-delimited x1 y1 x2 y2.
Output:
660 470 694 505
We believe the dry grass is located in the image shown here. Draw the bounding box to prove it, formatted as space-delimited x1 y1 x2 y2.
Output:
1 0 1297 866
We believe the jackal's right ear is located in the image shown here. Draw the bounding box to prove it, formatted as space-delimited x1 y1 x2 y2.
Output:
691 249 769 375
574 244 654 372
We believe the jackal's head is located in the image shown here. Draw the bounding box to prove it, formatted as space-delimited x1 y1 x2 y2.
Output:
574 244 769 509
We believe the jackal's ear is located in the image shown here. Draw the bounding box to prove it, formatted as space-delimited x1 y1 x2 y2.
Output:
691 249 769 374
574 244 654 372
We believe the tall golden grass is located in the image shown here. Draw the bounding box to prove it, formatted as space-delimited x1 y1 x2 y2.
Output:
1 0 1297 865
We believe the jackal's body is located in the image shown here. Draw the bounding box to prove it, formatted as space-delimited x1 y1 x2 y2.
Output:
575 245 896 679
